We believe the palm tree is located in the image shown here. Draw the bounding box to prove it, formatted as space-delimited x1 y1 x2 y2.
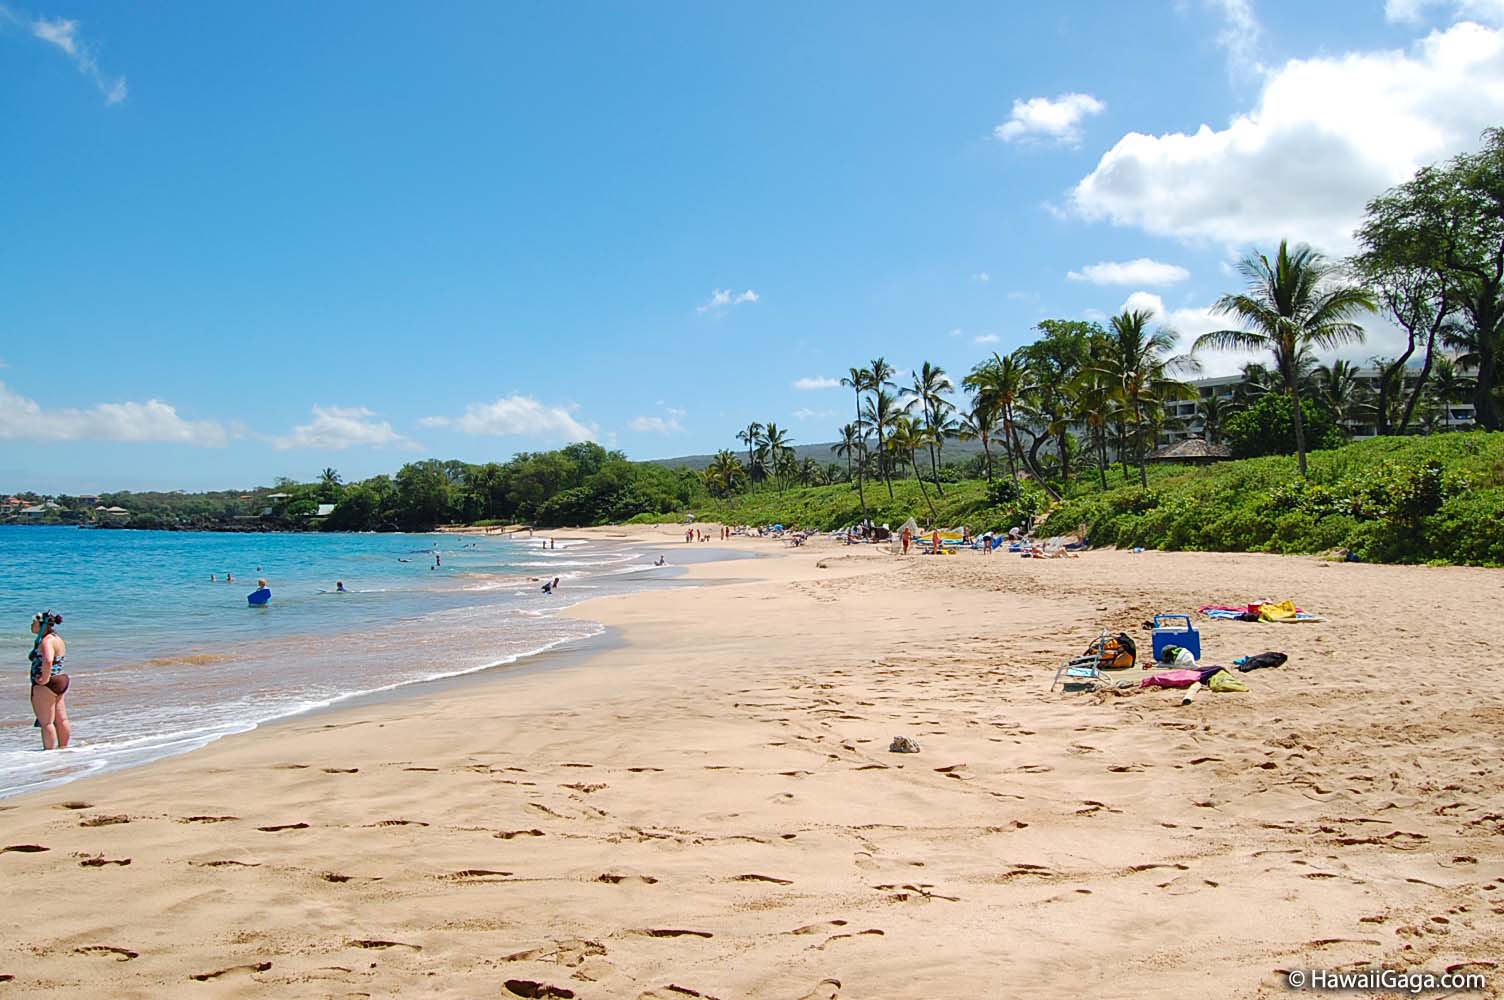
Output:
887 414 937 522
320 467 342 488
901 362 954 495
1310 359 1369 431
1105 308 1193 488
762 423 791 493
862 382 901 499
866 357 898 498
840 368 872 521
963 352 1029 480
704 450 743 497
735 423 764 483
1195 394 1235 445
956 398 999 482
799 457 822 487
1070 366 1117 490
832 423 863 484
1427 355 1476 431
1196 240 1377 475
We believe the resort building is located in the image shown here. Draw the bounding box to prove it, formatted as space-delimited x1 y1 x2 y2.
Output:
1162 364 1477 443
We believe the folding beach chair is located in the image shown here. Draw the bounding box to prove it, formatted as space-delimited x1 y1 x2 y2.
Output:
1050 630 1115 691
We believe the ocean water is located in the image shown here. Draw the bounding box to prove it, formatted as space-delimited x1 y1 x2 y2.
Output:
0 525 705 798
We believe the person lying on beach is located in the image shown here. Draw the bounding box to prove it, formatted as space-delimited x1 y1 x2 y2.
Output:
28 610 71 750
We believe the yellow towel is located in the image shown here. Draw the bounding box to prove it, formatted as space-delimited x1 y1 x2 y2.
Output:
1258 600 1299 622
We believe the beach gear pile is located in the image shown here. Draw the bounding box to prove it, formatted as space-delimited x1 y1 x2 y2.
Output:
1051 605 1292 701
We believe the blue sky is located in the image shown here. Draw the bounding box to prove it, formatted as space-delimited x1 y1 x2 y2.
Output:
4 1 1502 491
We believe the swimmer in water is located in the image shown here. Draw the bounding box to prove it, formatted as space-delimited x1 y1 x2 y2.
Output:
335 580 347 593
655 556 666 566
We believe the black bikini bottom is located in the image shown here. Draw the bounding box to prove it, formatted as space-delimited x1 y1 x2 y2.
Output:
32 674 69 696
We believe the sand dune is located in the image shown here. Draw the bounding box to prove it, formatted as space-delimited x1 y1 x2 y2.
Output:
1 528 1500 998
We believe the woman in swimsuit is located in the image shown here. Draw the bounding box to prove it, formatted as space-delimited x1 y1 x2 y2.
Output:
28 610 71 750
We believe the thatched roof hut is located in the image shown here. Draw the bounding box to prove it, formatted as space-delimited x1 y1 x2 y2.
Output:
1147 438 1232 464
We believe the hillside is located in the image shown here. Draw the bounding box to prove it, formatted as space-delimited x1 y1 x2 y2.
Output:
642 433 1504 566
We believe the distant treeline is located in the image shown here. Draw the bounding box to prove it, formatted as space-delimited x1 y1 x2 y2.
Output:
44 443 704 532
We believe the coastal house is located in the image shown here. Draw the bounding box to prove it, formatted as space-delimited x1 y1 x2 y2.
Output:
21 501 63 518
315 503 336 517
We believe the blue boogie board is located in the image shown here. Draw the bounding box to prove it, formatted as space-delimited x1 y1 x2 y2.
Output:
247 588 272 606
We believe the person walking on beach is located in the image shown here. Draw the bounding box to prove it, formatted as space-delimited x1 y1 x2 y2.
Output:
28 610 71 750
901 525 912 555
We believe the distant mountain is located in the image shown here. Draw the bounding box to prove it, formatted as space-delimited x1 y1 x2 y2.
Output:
646 438 992 472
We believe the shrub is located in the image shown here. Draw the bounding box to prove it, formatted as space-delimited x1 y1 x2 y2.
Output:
1224 393 1343 459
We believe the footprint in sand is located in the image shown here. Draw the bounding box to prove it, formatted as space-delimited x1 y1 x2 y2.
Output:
631 928 714 939
2 844 49 854
348 939 421 951
501 939 606 967
503 980 576 999
321 767 359 774
734 873 793 885
495 828 545 840
795 978 842 1000
444 869 513 881
561 782 607 794
178 815 238 824
788 920 848 936
257 823 310 833
816 929 884 949
369 819 429 828
79 815 131 827
189 961 272 981
597 873 658 885
627 767 665 773
74 945 137 961
77 855 131 867
190 859 260 868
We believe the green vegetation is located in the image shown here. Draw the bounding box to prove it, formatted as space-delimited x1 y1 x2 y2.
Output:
1048 432 1504 566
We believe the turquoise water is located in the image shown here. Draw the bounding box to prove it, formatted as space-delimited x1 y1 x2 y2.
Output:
1 525 691 797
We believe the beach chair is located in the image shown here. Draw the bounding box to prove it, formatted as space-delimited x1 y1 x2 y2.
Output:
1050 631 1114 691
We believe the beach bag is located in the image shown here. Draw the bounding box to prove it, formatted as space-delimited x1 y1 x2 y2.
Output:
1087 632 1136 670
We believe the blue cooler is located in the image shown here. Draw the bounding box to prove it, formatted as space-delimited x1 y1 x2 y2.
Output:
1151 614 1200 661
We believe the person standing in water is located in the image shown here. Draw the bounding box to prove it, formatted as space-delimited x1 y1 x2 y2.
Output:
28 610 71 750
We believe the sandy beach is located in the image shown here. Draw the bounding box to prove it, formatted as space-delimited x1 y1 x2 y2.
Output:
1 527 1500 999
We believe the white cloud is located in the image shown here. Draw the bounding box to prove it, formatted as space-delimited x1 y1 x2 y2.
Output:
1387 0 1504 24
973 334 1000 345
792 408 834 421
628 415 683 434
27 14 127 105
0 381 227 445
792 376 840 390
972 271 991 283
1071 21 1504 252
994 92 1106 146
697 287 760 313
420 395 596 442
273 405 411 451
1068 258 1191 286
1211 0 1264 78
